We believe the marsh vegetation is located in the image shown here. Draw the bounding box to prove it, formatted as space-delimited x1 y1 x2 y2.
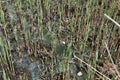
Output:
0 0 120 80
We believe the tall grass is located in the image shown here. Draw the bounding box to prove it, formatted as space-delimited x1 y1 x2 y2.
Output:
0 0 119 80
